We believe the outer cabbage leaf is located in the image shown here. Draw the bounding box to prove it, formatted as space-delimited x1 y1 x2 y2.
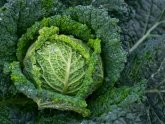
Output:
0 0 6 7
29 110 82 124
17 0 63 35
91 0 130 19
0 104 37 124
120 0 165 123
0 105 10 124
60 0 130 19
0 0 19 67
145 44 165 123
80 105 148 124
30 83 147 124
121 0 165 53
60 0 92 7
0 0 20 99
88 82 146 117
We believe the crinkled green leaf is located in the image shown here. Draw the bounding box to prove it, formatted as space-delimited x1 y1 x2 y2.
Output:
17 0 63 35
32 84 147 124
80 104 148 124
23 26 92 95
0 1 18 65
91 0 130 18
0 0 19 99
29 110 82 124
88 82 146 117
0 0 6 7
0 105 10 124
0 104 37 124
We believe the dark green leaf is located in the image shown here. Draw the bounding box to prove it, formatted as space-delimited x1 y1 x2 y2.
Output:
120 0 165 123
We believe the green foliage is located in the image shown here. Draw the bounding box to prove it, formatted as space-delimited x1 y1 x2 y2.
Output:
2 0 162 123
2 2 126 117
120 0 165 123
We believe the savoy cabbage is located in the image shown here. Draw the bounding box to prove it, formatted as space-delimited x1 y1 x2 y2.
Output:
0 0 165 123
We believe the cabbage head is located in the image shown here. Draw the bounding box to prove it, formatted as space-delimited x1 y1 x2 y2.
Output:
10 15 103 117
6 5 126 118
